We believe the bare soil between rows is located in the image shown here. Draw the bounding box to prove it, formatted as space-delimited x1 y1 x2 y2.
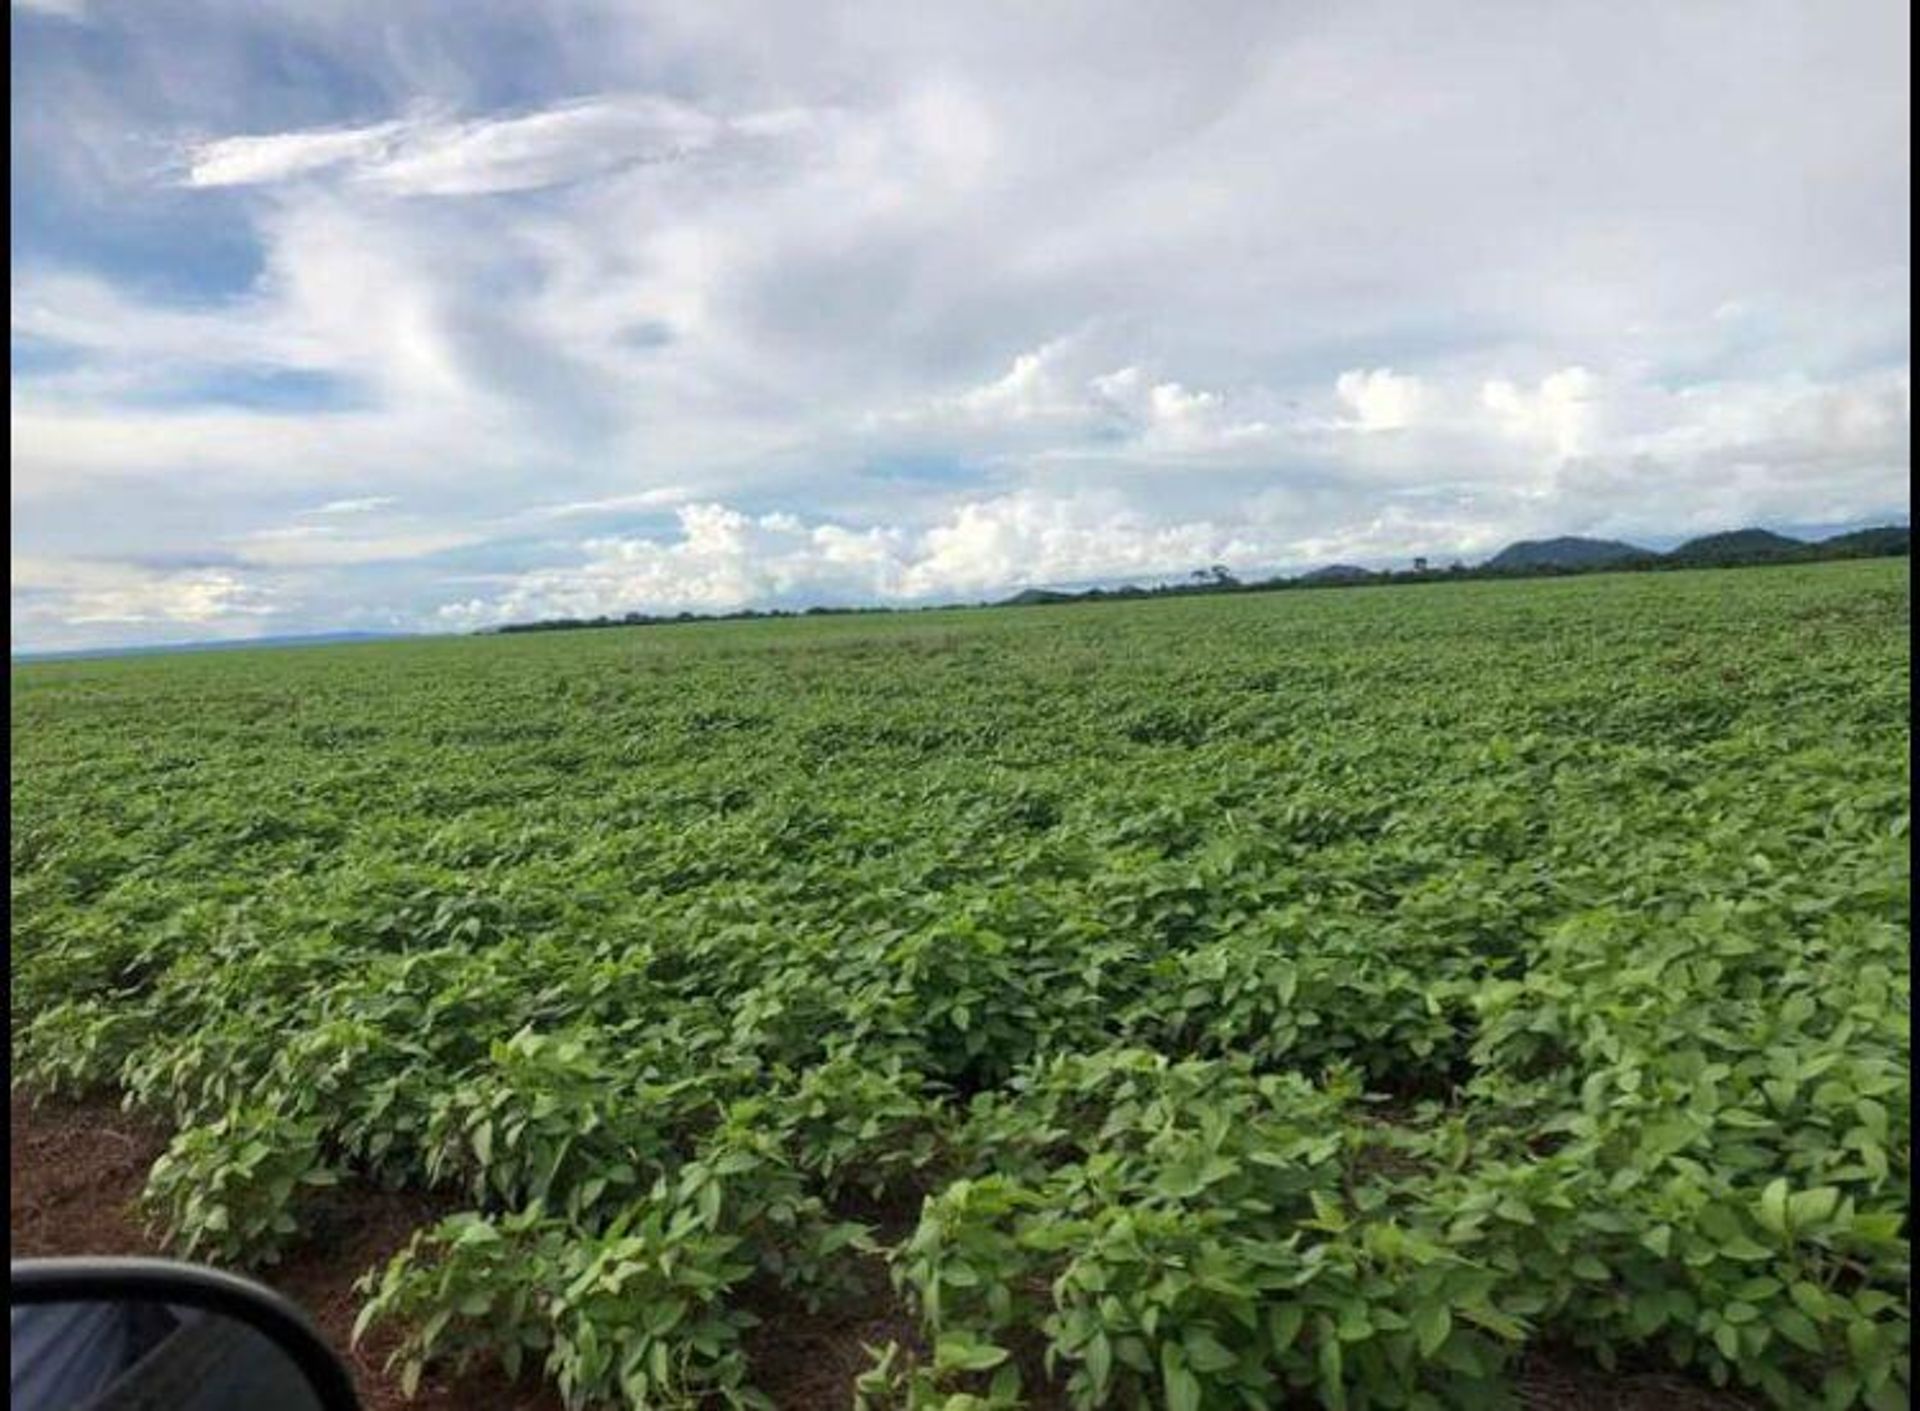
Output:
11 1089 1754 1410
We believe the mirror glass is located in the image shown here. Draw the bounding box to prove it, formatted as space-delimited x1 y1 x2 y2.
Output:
11 1299 328 1411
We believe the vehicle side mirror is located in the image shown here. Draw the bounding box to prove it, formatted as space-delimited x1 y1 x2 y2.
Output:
12 1257 361 1411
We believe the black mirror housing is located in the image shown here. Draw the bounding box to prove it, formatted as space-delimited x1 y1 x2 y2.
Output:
12 1257 361 1411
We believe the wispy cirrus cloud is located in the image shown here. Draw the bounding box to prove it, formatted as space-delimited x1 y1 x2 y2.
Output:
179 120 413 189
178 95 785 196
309 496 399 515
527 487 698 520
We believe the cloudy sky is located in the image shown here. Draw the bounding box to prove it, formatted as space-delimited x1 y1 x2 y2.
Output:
11 0 1910 650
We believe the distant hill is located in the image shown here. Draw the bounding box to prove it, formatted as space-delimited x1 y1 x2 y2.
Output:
1817 524 1910 558
1664 528 1807 566
1000 587 1080 606
1483 524 1908 574
1484 536 1655 571
1301 564 1377 584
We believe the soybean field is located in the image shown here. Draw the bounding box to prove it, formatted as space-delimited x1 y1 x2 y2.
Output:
10 559 1911 1410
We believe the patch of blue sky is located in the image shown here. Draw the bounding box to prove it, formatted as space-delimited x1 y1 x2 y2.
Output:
1648 340 1910 391
119 368 368 413
616 321 677 351
854 453 988 488
11 189 268 304
11 6 394 302
10 337 88 377
412 535 601 576
120 550 251 572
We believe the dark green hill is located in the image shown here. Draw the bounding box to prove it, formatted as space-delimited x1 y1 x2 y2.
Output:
1301 564 1377 584
1665 528 1807 566
1816 524 1910 558
1484 536 1655 571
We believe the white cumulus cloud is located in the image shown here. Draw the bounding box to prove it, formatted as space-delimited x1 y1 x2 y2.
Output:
873 340 1273 456
1336 368 1428 432
12 557 277 627
1482 367 1601 459
437 491 1309 627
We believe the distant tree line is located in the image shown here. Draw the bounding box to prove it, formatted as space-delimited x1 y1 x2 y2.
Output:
488 603 908 634
482 523 1908 635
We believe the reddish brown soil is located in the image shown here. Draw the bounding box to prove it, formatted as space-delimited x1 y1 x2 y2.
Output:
12 1090 1756 1410
1515 1348 1760 1411
11 1091 160 1261
9 1090 556 1411
739 1273 926 1408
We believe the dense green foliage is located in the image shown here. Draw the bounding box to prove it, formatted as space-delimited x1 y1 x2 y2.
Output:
11 560 1911 1410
